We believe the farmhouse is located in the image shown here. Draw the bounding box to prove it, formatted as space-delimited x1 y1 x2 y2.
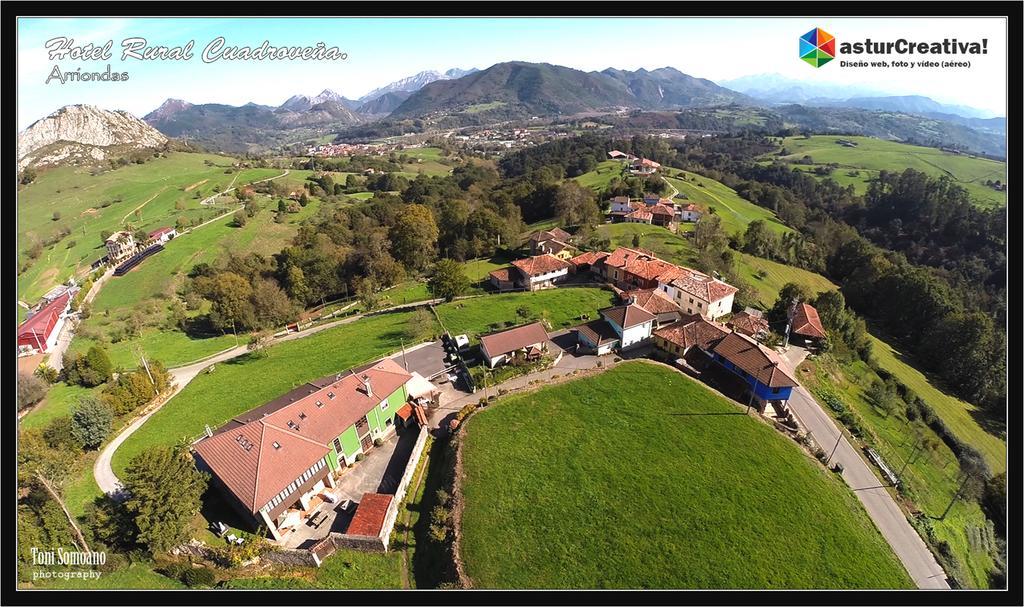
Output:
678 203 701 222
620 288 681 327
568 250 609 273
574 303 655 354
479 321 551 368
630 158 661 175
789 302 827 344
512 254 573 290
608 196 643 222
588 247 737 320
487 267 517 291
104 231 137 263
147 226 177 244
654 317 797 413
607 150 632 160
528 228 575 259
17 290 77 354
649 204 675 227
728 309 770 340
624 208 653 224
192 358 421 541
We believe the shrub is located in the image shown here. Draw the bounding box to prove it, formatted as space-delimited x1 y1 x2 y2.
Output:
17 373 49 410
429 524 448 543
181 567 216 588
373 438 383 447
355 453 365 462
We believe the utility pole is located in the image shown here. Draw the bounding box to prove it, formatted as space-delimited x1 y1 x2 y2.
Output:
401 339 409 372
138 350 155 386
898 439 923 478
940 474 973 521
825 431 843 466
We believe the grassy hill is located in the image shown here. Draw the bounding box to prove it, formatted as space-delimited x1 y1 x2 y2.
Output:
16 153 285 304
459 362 912 589
770 136 1006 209
663 169 792 237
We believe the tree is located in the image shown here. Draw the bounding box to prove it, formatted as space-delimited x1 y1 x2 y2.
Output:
121 446 209 552
693 214 727 254
390 204 439 272
71 397 114 449
631 233 642 248
405 308 436 343
768 282 813 326
18 373 49 411
43 416 82 451
553 181 600 228
63 346 113 387
206 272 256 332
52 211 62 221
247 331 273 359
250 278 296 328
34 364 59 384
232 209 247 227
741 220 781 260
20 167 37 185
428 259 469 302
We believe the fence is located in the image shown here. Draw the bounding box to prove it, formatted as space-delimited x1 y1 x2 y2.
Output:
314 425 429 562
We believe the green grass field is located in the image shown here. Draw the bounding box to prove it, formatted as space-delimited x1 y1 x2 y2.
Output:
772 136 1007 209
17 153 285 304
19 382 96 430
459 362 912 589
663 170 792 237
110 288 616 477
799 349 1002 588
24 563 186 590
573 160 627 191
868 335 1005 473
222 549 403 589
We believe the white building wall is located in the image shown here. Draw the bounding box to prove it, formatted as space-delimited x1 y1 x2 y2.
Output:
620 321 653 348
528 267 569 289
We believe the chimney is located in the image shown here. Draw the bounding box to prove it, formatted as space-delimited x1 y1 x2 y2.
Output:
360 374 373 398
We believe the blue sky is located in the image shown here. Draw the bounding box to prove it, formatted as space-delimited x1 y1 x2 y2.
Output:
18 17 1007 129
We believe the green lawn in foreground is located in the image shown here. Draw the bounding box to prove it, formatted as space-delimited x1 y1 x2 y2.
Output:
773 136 1007 209
459 362 912 589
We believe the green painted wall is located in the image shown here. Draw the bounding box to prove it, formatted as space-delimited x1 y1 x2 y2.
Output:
327 384 409 464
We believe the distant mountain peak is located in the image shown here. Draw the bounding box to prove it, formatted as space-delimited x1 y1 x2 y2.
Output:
359 67 479 103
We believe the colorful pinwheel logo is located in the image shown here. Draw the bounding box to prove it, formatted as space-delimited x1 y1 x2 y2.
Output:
800 27 835 67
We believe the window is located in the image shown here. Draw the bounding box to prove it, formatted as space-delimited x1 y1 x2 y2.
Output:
379 401 388 411
689 297 694 304
697 302 702 309
315 400 324 408
298 412 307 420
333 437 342 452
272 441 281 449
386 418 393 427
772 387 780 394
327 392 335 400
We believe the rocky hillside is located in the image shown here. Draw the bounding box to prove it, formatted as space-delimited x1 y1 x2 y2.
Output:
18 105 167 171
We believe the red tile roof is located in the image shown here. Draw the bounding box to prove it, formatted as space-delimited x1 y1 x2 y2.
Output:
148 226 174 239
728 311 770 337
194 358 411 514
510 254 572 278
649 204 675 217
347 493 393 537
623 289 679 315
653 315 730 352
667 268 739 303
488 268 514 282
479 321 549 358
625 209 653 222
17 291 73 344
601 304 656 330
395 403 413 421
791 303 826 339
194 418 331 515
529 228 571 243
569 251 610 268
711 332 797 388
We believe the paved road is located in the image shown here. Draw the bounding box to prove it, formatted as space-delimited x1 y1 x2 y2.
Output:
778 352 950 589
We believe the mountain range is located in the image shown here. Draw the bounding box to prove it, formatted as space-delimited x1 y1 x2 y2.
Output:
18 62 1006 161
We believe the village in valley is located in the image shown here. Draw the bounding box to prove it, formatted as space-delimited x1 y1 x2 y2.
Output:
15 16 1008 596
